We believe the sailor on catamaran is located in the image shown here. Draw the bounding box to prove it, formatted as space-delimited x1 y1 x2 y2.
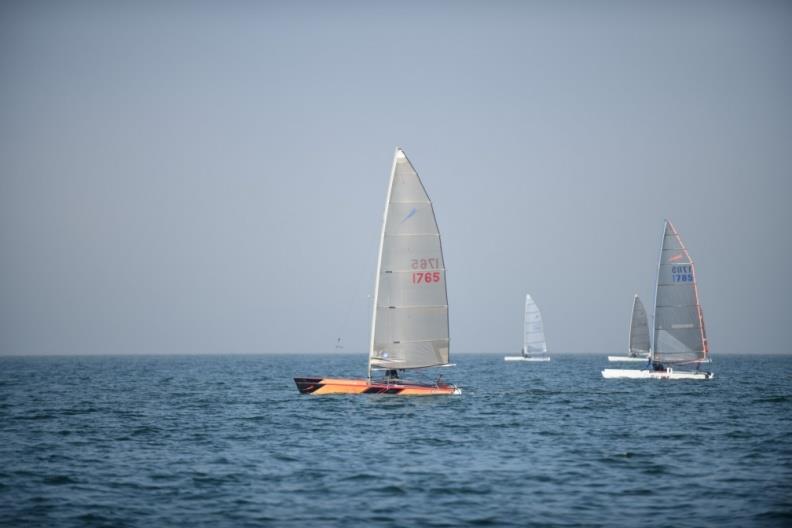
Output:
647 357 665 372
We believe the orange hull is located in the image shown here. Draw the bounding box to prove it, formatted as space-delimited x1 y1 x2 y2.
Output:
294 377 460 396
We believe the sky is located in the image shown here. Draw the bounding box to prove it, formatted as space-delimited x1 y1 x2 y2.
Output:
1 1 790 356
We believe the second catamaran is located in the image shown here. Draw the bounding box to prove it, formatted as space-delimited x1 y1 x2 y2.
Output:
294 148 460 395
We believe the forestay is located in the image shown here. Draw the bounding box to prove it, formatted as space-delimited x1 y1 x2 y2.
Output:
524 294 547 355
652 220 708 365
628 295 650 357
369 149 449 372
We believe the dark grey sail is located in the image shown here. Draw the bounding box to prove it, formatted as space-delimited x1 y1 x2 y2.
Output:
628 295 650 357
651 220 709 365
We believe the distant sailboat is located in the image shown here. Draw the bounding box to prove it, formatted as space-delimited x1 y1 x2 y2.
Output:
505 294 550 362
607 295 650 362
294 148 460 395
603 220 713 380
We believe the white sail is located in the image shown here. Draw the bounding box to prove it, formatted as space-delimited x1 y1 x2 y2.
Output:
651 220 708 365
523 294 547 355
628 295 650 357
369 148 449 373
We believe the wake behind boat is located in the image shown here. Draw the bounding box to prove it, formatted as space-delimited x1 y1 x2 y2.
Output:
294 148 460 396
504 294 550 362
608 294 651 362
603 220 712 380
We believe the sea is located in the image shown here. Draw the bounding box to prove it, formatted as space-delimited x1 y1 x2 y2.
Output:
0 354 790 527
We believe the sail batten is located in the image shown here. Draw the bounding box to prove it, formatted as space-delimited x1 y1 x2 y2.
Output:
651 221 708 365
369 149 450 373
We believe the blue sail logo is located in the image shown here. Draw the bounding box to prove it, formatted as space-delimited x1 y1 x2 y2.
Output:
400 207 417 224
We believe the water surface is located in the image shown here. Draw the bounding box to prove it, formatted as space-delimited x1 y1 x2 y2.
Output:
1 354 790 527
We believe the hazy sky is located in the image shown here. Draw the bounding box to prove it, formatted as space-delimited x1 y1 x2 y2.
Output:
1 1 790 356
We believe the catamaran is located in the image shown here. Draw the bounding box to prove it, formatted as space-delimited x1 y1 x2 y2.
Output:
607 295 650 362
603 220 712 380
505 294 550 361
294 148 460 395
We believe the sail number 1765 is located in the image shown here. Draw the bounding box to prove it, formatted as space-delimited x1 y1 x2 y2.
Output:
412 271 441 284
410 258 441 284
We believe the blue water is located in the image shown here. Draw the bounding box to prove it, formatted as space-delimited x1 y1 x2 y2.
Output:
1 354 790 527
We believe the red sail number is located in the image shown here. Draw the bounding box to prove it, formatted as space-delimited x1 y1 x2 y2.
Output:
412 271 441 284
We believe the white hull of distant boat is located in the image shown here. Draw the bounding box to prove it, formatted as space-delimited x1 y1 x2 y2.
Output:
504 356 551 362
602 368 713 380
607 356 647 362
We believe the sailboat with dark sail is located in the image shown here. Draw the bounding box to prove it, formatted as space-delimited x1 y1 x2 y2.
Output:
608 295 651 362
294 148 460 395
603 220 713 380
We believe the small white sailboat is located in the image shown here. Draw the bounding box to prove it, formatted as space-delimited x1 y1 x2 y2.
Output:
608 294 651 362
295 148 461 395
603 220 712 380
505 294 551 362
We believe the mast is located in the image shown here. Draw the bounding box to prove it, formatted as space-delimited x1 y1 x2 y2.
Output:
650 221 665 364
628 294 637 357
368 148 400 379
523 294 529 355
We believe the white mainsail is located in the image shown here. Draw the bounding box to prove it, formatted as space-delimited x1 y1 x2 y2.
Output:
628 295 650 357
368 148 449 374
523 294 547 356
651 220 708 365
